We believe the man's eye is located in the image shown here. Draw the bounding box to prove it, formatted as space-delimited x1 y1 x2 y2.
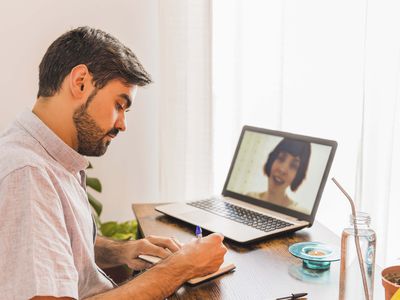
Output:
116 103 123 110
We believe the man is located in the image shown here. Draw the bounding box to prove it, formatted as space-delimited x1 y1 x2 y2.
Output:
0 27 227 299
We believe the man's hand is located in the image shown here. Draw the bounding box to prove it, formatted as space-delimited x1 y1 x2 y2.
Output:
90 234 227 300
95 235 181 270
118 235 182 270
162 233 228 280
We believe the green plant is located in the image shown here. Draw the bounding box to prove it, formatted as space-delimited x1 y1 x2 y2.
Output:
100 220 137 240
86 163 137 241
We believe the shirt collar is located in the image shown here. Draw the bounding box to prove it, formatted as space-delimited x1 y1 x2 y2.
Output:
17 109 89 174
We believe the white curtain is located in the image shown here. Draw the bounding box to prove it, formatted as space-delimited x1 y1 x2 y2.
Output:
158 0 213 202
212 0 400 266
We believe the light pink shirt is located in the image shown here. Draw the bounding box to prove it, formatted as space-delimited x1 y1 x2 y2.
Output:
0 110 114 299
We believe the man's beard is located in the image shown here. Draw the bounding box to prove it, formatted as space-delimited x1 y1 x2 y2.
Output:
73 91 119 156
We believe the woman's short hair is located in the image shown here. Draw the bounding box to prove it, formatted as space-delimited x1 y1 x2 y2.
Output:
264 138 311 191
37 26 152 98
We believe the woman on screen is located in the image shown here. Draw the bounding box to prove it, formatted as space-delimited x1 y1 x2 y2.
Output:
248 138 311 208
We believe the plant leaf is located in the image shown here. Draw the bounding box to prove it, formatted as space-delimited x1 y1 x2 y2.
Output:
100 221 118 237
86 177 102 193
88 192 103 217
99 220 138 240
113 232 134 240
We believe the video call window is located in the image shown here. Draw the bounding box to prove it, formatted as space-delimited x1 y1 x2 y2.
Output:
226 131 333 215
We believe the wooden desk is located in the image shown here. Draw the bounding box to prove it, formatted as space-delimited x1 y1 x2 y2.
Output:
132 203 383 299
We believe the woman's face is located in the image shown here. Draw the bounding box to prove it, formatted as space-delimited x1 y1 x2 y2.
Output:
268 151 301 191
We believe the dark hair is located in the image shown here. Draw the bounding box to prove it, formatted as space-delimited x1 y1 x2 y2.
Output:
264 138 311 191
37 26 152 98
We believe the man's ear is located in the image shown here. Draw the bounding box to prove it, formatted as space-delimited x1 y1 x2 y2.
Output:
69 64 91 98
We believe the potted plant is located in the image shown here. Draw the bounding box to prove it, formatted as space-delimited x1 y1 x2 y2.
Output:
86 163 137 283
382 265 400 300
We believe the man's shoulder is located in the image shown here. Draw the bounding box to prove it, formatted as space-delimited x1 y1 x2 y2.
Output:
0 127 50 180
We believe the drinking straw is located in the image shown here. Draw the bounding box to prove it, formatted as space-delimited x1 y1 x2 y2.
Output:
332 177 369 299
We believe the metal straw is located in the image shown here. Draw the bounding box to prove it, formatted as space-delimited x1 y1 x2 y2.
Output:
332 177 369 299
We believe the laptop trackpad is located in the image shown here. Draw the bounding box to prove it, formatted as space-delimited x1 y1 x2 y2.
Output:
178 210 263 242
180 210 220 224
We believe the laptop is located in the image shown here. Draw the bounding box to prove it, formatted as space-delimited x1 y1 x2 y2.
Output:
156 126 337 243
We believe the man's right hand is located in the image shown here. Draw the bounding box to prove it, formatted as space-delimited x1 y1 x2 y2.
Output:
165 233 228 280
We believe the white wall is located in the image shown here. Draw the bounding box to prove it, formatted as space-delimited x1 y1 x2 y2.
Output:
0 0 161 222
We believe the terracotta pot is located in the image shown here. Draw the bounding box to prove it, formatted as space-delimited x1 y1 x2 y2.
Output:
382 265 400 300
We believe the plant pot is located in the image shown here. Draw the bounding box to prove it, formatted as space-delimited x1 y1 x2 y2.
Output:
381 265 400 300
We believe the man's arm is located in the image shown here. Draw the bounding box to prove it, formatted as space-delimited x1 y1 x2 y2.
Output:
88 259 189 299
31 263 184 300
32 233 227 300
94 236 124 269
92 233 226 299
95 235 181 270
31 262 187 300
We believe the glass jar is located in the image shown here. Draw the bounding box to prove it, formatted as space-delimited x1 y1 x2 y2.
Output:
339 212 376 299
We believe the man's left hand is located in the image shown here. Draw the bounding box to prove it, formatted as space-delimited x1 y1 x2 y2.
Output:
119 235 182 270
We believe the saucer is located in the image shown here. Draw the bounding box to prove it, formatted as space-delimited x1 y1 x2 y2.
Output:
288 242 340 270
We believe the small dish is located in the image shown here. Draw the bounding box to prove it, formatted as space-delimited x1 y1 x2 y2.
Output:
289 242 340 270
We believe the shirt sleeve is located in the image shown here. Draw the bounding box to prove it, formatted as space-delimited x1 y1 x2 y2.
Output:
0 166 79 300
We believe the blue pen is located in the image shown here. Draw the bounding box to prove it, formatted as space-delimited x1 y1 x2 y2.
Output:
195 225 202 239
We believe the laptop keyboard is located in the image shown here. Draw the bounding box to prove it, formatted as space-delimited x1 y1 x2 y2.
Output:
188 198 293 233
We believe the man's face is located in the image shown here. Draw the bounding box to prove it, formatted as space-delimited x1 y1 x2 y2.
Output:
73 80 137 156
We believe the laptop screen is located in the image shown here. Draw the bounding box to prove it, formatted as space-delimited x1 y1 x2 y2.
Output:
223 126 337 221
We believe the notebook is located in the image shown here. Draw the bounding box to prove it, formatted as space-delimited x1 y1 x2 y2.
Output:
138 254 236 285
156 125 337 244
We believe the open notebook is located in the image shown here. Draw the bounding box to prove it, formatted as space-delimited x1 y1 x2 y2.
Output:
138 254 236 285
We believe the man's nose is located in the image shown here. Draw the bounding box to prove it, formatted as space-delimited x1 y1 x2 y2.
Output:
115 114 127 132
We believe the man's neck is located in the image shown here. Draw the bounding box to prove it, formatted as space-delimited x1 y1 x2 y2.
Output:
32 97 78 150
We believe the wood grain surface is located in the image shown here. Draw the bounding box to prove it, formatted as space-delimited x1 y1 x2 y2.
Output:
132 203 383 300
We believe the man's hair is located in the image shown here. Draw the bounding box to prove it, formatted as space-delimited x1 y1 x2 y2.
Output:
37 26 152 98
264 138 311 191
